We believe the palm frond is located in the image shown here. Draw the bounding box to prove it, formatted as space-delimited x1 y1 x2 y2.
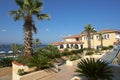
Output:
10 10 23 21
37 14 50 20
32 23 37 34
15 0 24 8
76 58 113 80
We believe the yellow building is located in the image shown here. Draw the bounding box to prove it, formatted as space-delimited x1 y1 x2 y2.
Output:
51 29 120 50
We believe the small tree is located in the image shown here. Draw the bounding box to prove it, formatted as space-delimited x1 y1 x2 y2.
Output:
11 43 19 57
28 54 52 70
98 32 104 47
76 58 113 80
83 24 96 49
0 44 6 51
33 38 41 50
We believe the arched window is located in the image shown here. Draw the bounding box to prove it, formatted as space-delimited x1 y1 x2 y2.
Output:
74 44 79 49
67 44 69 48
60 45 63 49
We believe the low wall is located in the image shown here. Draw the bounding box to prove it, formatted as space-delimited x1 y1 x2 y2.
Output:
12 61 58 80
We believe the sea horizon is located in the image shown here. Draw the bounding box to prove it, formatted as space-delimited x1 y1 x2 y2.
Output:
0 44 48 53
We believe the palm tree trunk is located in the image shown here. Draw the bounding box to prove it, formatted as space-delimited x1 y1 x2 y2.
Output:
24 16 33 57
24 30 33 57
87 32 91 49
101 38 103 47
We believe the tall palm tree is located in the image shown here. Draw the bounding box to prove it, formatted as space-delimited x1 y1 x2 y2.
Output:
76 58 113 80
98 32 104 48
84 24 96 49
10 0 50 57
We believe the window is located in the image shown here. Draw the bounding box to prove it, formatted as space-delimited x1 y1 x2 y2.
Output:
91 36 94 40
104 34 109 39
67 44 69 48
76 38 79 41
60 45 63 49
96 35 99 40
84 36 87 40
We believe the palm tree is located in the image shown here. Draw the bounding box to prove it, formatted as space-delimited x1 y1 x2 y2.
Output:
10 0 50 58
76 58 113 80
11 43 19 57
98 32 104 48
33 38 41 50
0 44 6 51
28 54 52 70
84 24 96 49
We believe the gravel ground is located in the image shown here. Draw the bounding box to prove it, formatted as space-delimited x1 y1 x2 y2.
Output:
0 67 12 80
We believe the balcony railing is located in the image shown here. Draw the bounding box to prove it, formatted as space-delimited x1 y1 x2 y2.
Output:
116 35 120 39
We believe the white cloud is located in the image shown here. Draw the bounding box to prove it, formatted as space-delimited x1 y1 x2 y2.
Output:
1 29 7 32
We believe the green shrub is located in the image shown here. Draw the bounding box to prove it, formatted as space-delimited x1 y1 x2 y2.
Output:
95 50 100 53
61 48 69 56
28 54 53 70
108 45 114 50
61 51 68 56
17 69 24 75
101 46 108 50
0 57 14 67
69 55 81 61
86 51 94 55
83 48 94 51
71 50 80 54
76 58 113 80
16 55 29 65
35 45 61 59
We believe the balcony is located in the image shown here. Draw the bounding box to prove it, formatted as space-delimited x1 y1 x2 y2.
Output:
116 35 120 39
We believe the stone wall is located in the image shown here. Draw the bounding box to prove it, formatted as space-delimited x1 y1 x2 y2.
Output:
12 61 58 80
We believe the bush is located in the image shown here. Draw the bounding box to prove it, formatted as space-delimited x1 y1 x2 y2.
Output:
108 45 114 50
35 45 61 59
69 55 81 61
76 58 113 80
86 51 94 55
83 48 95 51
0 57 14 67
28 54 53 70
61 48 69 56
16 55 29 65
18 69 24 75
101 46 108 50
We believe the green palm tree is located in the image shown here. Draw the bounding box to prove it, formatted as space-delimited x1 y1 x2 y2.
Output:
84 24 96 49
0 44 6 51
98 32 104 48
33 38 41 49
28 54 52 70
76 58 113 80
11 43 19 57
10 0 50 57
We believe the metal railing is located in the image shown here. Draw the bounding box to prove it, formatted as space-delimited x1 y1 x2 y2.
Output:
100 45 120 63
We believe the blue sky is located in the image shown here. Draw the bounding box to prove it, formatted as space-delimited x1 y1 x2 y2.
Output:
0 0 120 44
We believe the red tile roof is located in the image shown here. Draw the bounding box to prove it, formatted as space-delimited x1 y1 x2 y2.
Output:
64 34 82 39
64 41 84 44
51 41 84 45
99 29 120 33
51 42 64 45
64 29 120 39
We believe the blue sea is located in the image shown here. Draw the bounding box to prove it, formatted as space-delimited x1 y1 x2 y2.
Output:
0 44 48 54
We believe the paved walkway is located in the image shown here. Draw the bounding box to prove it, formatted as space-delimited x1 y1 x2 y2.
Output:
36 61 120 80
0 67 12 80
37 63 79 80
